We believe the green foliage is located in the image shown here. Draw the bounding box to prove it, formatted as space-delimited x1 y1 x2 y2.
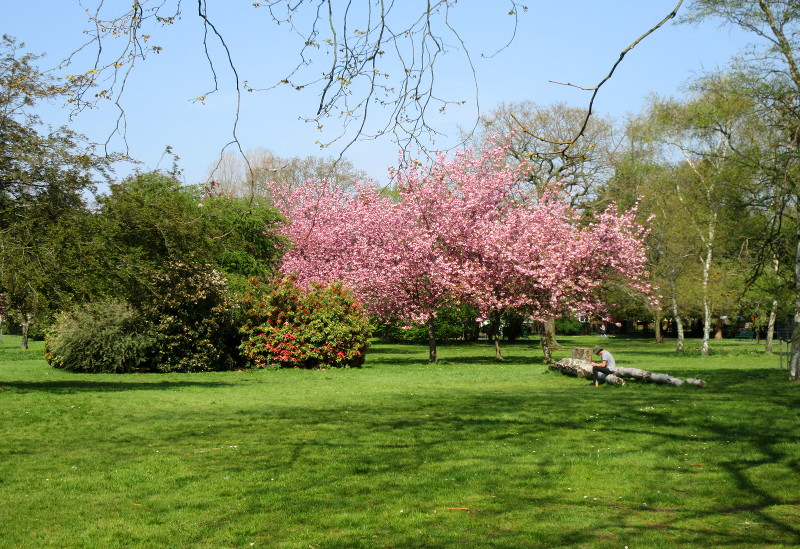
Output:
0 37 117 347
376 304 479 343
44 300 153 373
375 322 429 344
138 262 239 373
97 172 287 301
239 275 372 368
554 316 585 336
197 192 288 289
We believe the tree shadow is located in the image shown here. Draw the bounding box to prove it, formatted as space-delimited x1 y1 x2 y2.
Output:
0 379 233 393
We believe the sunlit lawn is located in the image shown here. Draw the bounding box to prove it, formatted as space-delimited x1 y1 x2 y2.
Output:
0 334 798 548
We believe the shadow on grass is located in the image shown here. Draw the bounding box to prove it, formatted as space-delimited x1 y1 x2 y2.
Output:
367 341 548 366
0 379 233 393
228 374 799 546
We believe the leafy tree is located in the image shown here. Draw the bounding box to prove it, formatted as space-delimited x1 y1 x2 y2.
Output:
0 36 116 347
683 1 800 377
96 171 287 301
619 79 759 355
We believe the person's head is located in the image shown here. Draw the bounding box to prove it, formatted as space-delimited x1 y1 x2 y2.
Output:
592 345 603 356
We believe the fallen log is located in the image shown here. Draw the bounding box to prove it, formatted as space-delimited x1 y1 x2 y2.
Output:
550 348 706 387
613 366 706 387
549 357 626 386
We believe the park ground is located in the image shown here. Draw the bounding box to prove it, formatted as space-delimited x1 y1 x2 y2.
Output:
0 335 798 548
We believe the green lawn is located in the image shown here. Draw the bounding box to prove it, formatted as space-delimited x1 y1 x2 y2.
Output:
1 335 798 548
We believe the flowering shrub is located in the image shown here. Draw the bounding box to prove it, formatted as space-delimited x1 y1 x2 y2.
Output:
239 275 372 368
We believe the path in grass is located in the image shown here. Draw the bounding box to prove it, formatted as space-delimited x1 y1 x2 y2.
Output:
1 336 798 548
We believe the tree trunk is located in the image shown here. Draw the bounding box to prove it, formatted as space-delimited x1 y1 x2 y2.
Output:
669 278 685 352
427 316 437 363
701 250 712 356
544 317 559 350
550 356 706 387
790 226 800 380
489 311 504 360
653 307 664 343
699 215 716 356
765 298 778 355
538 321 552 363
20 313 31 350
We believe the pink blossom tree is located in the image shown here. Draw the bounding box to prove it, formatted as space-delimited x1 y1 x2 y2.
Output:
272 143 654 362
272 178 457 362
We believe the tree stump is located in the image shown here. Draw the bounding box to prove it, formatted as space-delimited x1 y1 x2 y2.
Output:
572 347 592 361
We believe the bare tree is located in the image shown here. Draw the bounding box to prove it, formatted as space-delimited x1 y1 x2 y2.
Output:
469 101 619 203
206 148 368 201
52 1 683 172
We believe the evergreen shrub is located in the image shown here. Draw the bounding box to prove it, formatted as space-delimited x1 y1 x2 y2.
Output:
555 317 585 336
137 262 239 373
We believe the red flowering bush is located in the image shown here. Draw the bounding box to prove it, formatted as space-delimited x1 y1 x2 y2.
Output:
239 275 372 369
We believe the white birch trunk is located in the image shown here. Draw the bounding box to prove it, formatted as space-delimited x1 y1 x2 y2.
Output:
701 240 713 357
790 227 800 380
765 298 778 355
672 295 685 352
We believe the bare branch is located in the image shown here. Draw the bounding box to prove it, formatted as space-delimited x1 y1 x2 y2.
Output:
513 0 685 157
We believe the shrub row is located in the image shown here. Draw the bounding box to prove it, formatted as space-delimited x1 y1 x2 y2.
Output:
45 269 372 373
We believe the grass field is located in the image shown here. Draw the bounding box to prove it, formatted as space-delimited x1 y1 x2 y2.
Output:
1 334 798 548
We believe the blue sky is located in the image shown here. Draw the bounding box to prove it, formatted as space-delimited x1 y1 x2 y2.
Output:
2 1 755 186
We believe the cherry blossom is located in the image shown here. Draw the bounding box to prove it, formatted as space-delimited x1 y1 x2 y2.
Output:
271 143 653 361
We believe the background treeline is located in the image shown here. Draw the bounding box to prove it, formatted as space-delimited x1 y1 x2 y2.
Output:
2 13 798 369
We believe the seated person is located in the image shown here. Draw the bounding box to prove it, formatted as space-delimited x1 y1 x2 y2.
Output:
590 345 616 386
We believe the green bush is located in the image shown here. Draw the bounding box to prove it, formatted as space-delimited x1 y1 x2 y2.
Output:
239 275 372 368
137 262 239 373
45 264 240 374
554 317 586 336
376 304 479 344
45 301 153 373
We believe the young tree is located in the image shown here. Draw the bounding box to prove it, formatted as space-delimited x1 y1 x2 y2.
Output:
631 79 758 355
683 0 800 378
